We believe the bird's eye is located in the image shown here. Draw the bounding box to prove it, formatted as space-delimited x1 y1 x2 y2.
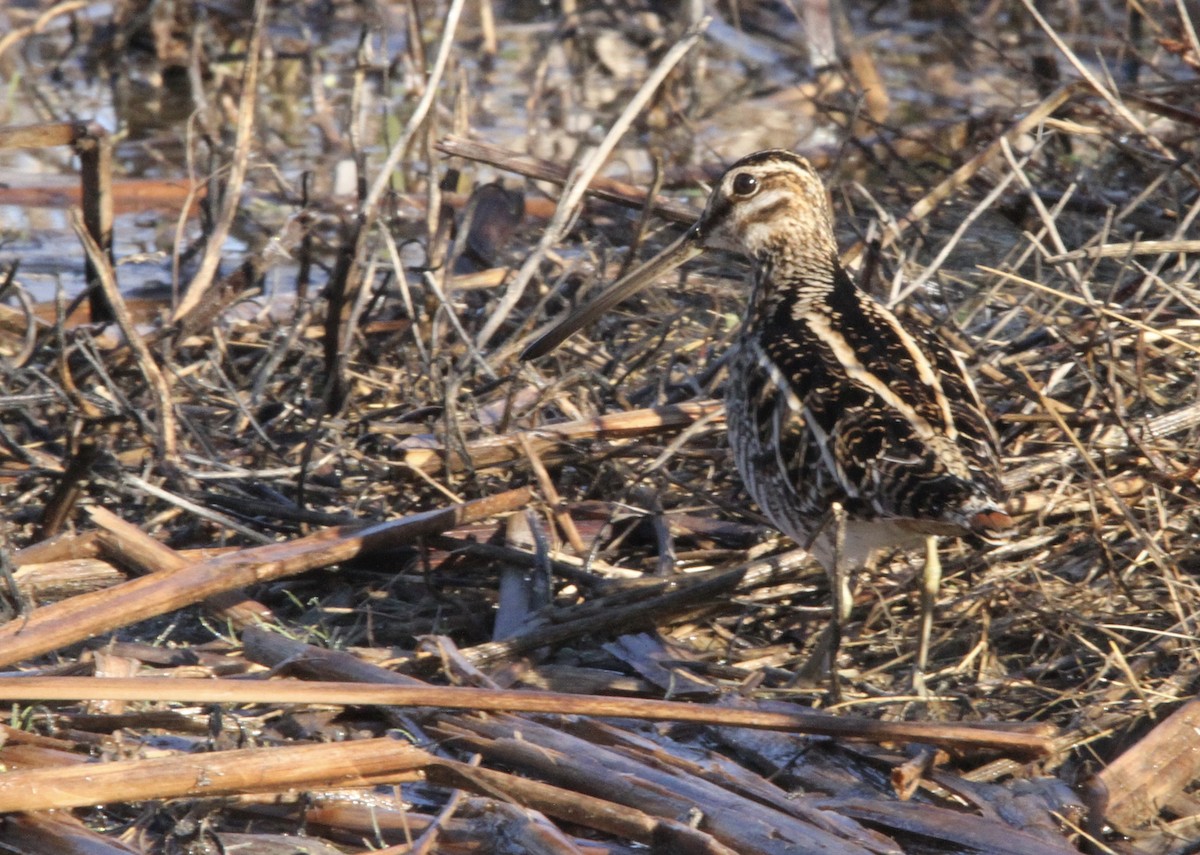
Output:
731 172 758 196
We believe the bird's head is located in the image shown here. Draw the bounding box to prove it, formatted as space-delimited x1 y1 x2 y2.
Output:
520 149 835 360
691 150 838 265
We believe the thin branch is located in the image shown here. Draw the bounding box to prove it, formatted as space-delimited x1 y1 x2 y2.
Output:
473 19 710 354
171 0 268 324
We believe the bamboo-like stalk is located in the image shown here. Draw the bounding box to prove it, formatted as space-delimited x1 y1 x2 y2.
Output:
0 488 531 669
0 736 429 813
0 675 1056 759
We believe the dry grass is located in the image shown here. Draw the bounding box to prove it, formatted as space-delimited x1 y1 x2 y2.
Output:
0 1 1198 852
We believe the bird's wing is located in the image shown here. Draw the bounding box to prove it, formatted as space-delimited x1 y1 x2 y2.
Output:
746 271 1003 525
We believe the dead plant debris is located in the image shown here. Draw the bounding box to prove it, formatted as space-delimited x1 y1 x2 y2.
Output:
0 2 1198 853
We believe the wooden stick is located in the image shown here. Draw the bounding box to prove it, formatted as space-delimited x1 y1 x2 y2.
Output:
1 811 142 855
427 760 739 855
842 82 1081 265
71 209 178 460
435 135 699 224
171 0 266 324
1093 697 1200 832
395 400 725 473
87 505 272 626
472 19 709 350
0 675 1056 759
0 735 429 813
0 488 531 669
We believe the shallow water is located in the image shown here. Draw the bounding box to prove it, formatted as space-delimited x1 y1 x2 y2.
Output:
0 1 1184 307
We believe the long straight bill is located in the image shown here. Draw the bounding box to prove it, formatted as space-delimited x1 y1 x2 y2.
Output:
520 226 704 360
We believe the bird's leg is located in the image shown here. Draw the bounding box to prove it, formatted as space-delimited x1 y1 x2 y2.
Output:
788 503 849 691
912 534 942 697
827 501 849 702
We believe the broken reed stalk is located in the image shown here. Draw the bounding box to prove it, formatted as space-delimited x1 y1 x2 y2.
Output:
10 529 103 566
436 717 1080 855
70 209 178 461
841 82 1080 265
0 676 1056 759
1091 699 1200 832
37 440 102 538
0 735 430 813
456 564 752 667
518 432 586 553
473 18 709 351
10 556 125 602
241 623 427 685
171 0 266 325
1045 237 1200 263
396 400 725 473
425 760 740 854
87 505 272 626
0 121 115 321
0 488 531 669
435 135 699 223
73 123 115 323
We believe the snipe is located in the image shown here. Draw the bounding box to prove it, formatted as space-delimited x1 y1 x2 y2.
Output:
522 150 1010 693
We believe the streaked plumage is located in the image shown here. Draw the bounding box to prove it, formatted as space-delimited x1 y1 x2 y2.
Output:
523 149 1010 687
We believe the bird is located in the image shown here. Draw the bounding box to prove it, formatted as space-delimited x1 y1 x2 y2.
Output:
521 149 1011 693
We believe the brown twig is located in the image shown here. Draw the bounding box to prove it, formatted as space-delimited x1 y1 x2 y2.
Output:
518 433 586 553
69 210 178 461
842 82 1082 265
87 505 272 626
435 136 699 224
171 0 266 325
0 488 531 668
0 735 429 813
390 400 725 474
472 19 709 351
0 675 1056 758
